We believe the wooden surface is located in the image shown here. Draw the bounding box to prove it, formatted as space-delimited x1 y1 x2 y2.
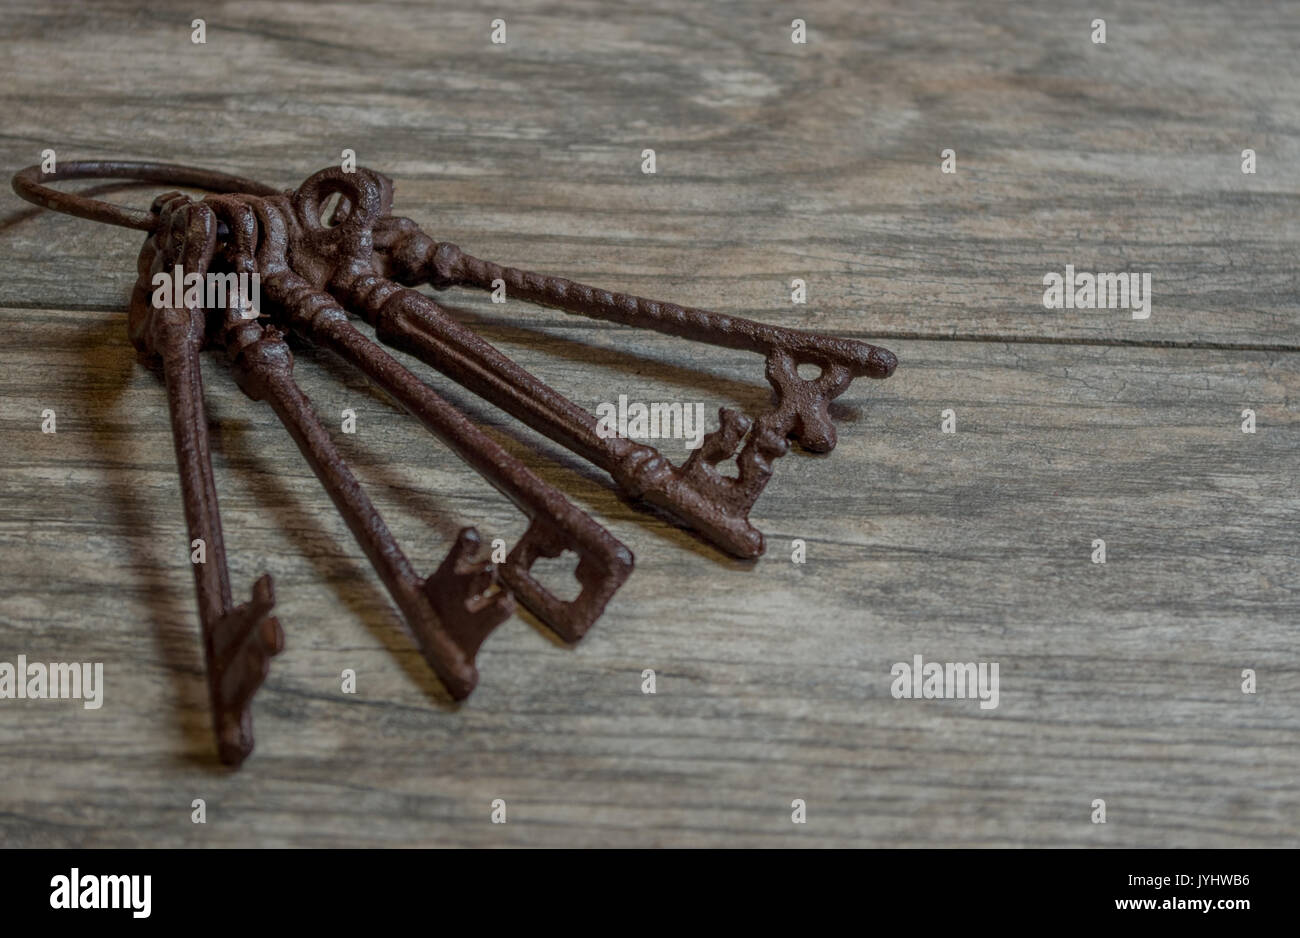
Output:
1 0 1296 847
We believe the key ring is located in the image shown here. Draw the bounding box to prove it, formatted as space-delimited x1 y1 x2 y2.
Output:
11 159 280 231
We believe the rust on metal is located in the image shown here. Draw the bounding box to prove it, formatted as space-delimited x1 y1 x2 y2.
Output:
11 160 895 766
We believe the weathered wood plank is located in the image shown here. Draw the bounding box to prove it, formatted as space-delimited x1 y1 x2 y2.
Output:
1 306 1295 846
2 0 1296 849
1 0 1296 345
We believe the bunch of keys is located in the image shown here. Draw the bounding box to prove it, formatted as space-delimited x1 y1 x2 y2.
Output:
12 160 896 765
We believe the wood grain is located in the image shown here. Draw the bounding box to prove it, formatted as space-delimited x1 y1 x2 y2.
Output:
2 0 1296 345
0 0 1297 847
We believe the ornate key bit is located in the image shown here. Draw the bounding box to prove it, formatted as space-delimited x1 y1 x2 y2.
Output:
423 527 515 665
209 574 285 765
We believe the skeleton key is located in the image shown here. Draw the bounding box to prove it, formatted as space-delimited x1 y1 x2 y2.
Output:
320 167 897 558
128 192 284 765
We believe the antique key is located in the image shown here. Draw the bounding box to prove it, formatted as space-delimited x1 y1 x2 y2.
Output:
316 166 897 557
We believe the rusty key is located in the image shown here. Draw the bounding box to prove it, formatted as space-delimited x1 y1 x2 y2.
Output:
128 192 285 765
318 166 896 558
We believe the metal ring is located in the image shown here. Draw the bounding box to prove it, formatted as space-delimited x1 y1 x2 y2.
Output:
11 160 280 232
